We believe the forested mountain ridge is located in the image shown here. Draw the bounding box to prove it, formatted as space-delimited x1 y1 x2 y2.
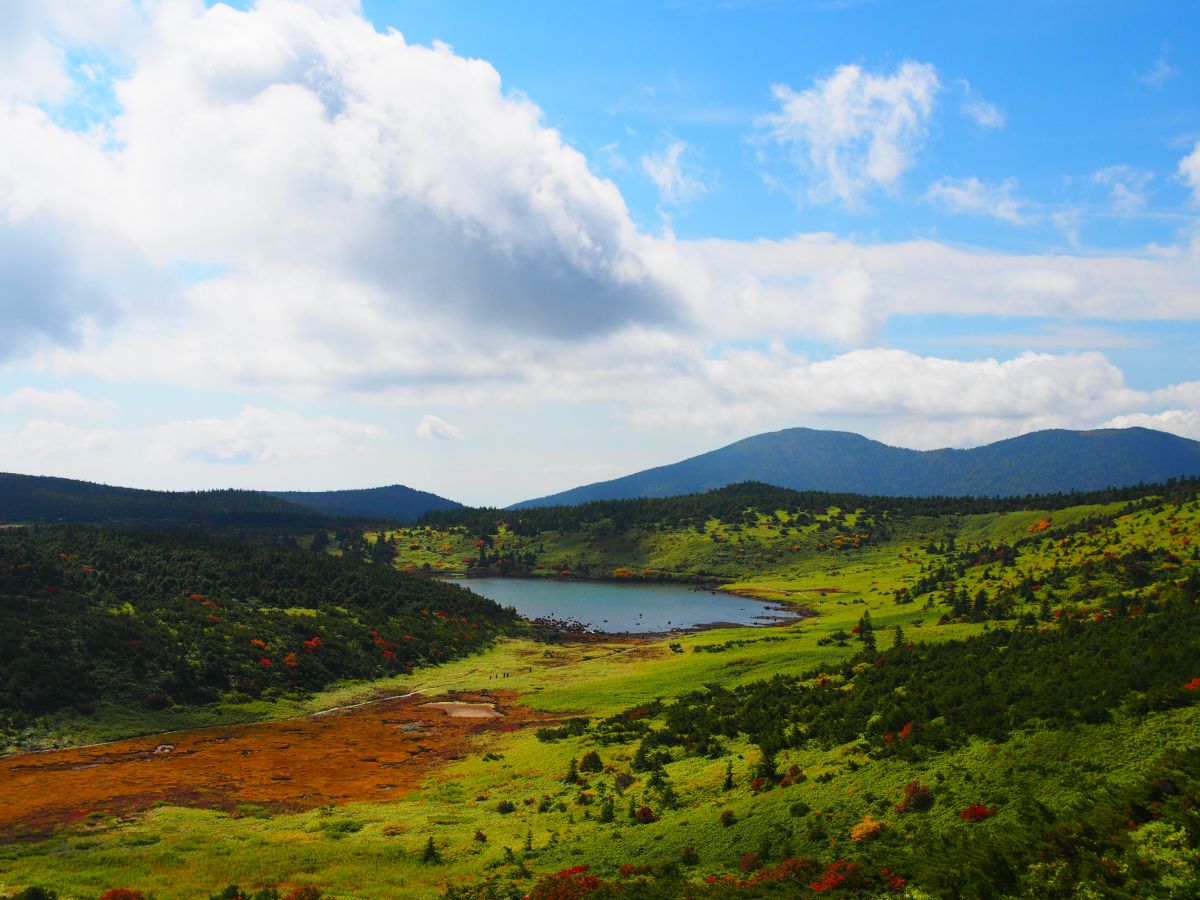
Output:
513 426 1200 507
268 484 462 522
0 472 328 530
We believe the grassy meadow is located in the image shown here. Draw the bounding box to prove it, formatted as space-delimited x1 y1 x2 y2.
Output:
3 484 1199 898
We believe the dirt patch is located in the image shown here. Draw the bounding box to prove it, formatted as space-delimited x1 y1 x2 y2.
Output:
421 701 501 719
0 691 540 840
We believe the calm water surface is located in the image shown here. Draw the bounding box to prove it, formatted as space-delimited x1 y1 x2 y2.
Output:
448 577 788 633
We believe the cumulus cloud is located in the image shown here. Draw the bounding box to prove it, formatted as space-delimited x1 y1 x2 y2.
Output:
1 387 117 419
1179 142 1200 203
607 346 1200 452
925 176 1026 224
756 61 940 206
641 139 706 205
2 0 1199 468
1091 165 1154 213
0 0 679 371
1103 409 1200 440
416 415 465 441
0 0 139 104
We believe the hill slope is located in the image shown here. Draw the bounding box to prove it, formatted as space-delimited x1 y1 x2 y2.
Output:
268 484 462 522
0 472 326 529
513 426 1200 507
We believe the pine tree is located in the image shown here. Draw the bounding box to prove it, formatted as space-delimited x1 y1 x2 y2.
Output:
422 836 441 864
858 610 876 652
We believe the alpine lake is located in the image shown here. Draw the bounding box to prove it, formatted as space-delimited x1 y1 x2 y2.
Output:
444 576 792 633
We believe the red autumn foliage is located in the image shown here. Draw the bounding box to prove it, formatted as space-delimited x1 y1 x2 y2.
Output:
895 781 933 813
738 853 762 873
1182 677 1200 692
635 806 659 824
99 890 146 900
959 804 998 822
259 658 273 667
525 867 604 900
811 860 864 892
898 721 913 740
281 887 322 900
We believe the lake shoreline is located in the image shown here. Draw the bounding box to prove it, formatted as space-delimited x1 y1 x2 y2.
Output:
438 573 814 638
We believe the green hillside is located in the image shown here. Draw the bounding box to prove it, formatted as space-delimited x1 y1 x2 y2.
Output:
268 485 463 524
0 473 329 531
4 481 1200 899
0 526 519 748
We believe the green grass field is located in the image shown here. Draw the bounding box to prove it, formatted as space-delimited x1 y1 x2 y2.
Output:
4 488 1199 898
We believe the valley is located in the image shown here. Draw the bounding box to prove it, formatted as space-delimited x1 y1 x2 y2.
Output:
3 477 1199 897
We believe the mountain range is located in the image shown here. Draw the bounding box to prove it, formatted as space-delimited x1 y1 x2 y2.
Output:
4 427 1198 525
0 474 459 528
512 426 1200 507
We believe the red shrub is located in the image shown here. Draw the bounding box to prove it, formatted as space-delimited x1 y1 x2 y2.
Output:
281 887 322 900
959 804 998 822
634 806 659 824
738 853 762 873
99 890 145 900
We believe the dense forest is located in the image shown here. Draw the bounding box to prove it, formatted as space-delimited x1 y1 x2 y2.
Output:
0 526 519 733
0 473 334 531
421 478 1200 536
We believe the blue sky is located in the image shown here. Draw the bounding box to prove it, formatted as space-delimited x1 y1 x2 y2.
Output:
0 0 1198 504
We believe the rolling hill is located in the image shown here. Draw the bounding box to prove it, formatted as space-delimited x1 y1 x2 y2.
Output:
267 484 462 522
0 472 326 529
512 426 1200 507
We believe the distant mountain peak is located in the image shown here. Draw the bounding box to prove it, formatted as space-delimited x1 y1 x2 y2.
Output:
512 426 1200 508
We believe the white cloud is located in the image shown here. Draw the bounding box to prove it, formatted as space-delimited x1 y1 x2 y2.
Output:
144 406 385 465
2 387 117 419
0 0 140 104
756 61 940 206
0 0 679 370
1179 142 1200 203
641 139 706 205
602 345 1200 452
958 80 1005 129
925 176 1026 224
1137 47 1181 88
415 415 465 441
2 1 1200 466
1103 409 1200 440
1091 165 1154 213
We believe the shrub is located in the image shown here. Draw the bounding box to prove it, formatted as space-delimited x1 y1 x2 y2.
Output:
895 781 933 813
738 853 762 873
719 809 737 827
634 806 659 824
579 750 603 773
281 888 321 900
99 892 145 900
681 846 699 865
496 799 516 814
959 804 998 822
849 814 883 843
